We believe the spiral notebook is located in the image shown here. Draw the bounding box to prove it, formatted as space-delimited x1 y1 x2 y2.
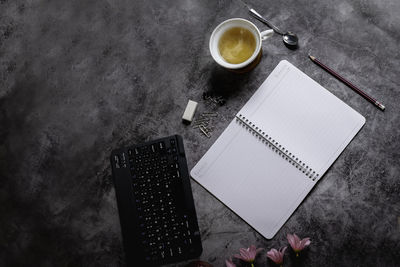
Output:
191 60 365 239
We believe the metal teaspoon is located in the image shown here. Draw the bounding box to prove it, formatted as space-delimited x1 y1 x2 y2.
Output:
249 8 298 49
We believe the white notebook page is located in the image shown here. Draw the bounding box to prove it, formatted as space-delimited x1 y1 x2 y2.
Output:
239 60 365 176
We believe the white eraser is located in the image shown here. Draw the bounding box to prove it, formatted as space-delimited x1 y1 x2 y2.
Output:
182 100 198 123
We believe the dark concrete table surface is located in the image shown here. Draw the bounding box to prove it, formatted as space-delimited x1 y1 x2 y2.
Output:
1 0 399 266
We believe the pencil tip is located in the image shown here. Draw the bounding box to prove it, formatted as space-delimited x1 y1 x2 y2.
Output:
308 55 316 60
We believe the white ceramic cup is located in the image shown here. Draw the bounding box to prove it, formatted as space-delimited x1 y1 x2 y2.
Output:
209 18 274 70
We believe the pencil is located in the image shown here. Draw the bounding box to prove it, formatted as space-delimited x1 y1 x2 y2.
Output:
309 55 385 111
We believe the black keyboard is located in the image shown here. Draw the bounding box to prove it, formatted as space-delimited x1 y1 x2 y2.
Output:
110 135 202 266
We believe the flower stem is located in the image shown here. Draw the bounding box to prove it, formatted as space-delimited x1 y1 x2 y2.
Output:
251 264 254 267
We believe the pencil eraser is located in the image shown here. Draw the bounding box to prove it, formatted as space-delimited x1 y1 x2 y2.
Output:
182 100 198 124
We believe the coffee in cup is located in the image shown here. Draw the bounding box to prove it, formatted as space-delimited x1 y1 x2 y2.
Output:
218 27 257 64
209 18 274 72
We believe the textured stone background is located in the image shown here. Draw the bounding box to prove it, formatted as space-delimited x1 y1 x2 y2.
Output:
0 0 399 266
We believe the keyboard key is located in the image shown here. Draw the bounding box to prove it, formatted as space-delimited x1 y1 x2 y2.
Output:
113 155 120 168
159 141 165 150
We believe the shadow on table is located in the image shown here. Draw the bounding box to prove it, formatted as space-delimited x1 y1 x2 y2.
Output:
206 65 253 99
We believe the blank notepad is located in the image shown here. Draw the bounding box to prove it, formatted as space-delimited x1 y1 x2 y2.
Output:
191 60 365 239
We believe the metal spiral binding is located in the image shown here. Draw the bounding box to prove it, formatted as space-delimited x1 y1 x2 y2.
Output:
236 114 319 181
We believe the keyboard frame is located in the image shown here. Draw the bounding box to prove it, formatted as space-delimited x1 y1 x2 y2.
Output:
110 135 202 266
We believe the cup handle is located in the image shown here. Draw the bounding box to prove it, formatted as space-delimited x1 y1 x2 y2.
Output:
260 29 274 41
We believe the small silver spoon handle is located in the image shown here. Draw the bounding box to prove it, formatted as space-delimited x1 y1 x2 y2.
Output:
249 8 284 35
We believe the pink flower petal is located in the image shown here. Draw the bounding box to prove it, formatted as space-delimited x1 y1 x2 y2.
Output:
300 238 311 248
241 249 252 260
266 247 286 264
287 233 296 248
268 252 277 259
233 245 262 262
233 254 242 260
301 237 311 246
293 234 301 248
266 250 278 261
267 248 278 257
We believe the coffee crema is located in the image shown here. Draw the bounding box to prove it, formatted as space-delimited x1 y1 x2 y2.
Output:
218 27 256 64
